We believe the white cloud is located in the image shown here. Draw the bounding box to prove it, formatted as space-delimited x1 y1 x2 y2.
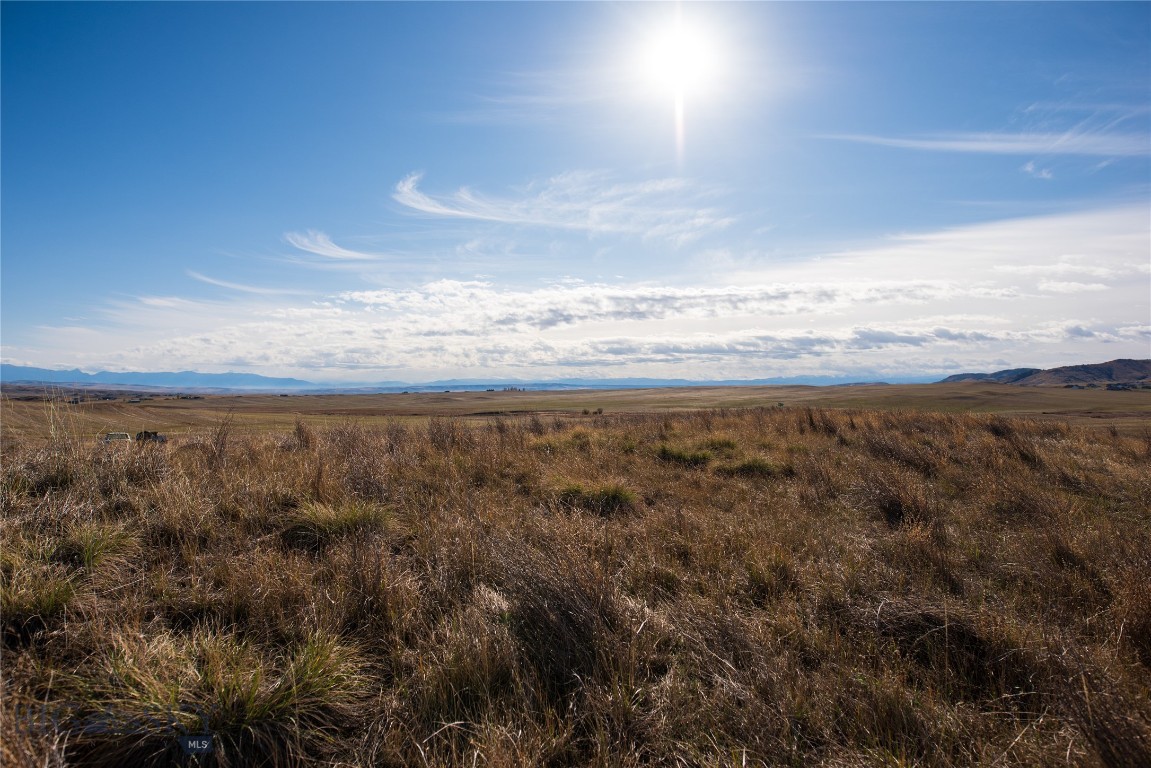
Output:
187 271 306 295
827 130 1149 156
339 280 965 333
19 203 1149 381
1022 161 1054 180
1037 280 1109 294
393 171 734 246
284 230 383 261
993 257 1122 279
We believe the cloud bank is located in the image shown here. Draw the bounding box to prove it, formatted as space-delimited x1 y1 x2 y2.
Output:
16 202 1147 382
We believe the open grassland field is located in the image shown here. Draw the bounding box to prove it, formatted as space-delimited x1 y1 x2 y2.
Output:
2 382 1150 449
2 405 1150 767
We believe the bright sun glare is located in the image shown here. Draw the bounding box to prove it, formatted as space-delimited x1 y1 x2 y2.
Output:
641 18 717 97
638 11 720 165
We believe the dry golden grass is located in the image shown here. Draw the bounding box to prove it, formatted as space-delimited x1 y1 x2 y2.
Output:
2 406 1149 766
3 381 1149 446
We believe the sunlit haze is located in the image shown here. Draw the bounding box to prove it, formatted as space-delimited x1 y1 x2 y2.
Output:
2 2 1148 385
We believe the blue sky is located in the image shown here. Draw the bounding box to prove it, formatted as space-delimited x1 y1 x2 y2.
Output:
2 1 1148 383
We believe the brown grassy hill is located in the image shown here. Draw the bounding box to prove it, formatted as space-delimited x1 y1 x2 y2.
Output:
3 408 1150 766
1013 358 1151 387
943 359 1150 387
939 368 1040 384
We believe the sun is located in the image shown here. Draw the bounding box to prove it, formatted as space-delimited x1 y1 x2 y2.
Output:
637 11 720 165
640 17 717 98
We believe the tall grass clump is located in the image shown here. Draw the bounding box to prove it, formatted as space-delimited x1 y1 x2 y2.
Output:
280 500 388 552
52 521 138 570
2 567 75 649
655 444 712 467
51 630 368 767
715 455 791 479
556 483 638 516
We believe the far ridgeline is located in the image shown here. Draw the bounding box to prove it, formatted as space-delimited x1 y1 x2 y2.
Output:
940 358 1151 386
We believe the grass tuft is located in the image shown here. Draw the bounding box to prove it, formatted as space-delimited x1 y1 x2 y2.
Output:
716 456 791 479
280 501 388 552
655 444 712 468
556 483 638 516
52 521 137 570
1 567 75 649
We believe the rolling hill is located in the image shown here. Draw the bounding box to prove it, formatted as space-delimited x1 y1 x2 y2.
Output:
940 358 1150 387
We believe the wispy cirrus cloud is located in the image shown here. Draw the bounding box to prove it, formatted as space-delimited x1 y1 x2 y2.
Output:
187 271 307 296
284 230 384 261
826 130 1149 156
393 171 734 246
438 69 615 125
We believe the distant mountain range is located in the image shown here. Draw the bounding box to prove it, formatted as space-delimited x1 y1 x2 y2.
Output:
0 365 315 391
4 360 1147 393
0 363 936 392
939 359 1151 386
